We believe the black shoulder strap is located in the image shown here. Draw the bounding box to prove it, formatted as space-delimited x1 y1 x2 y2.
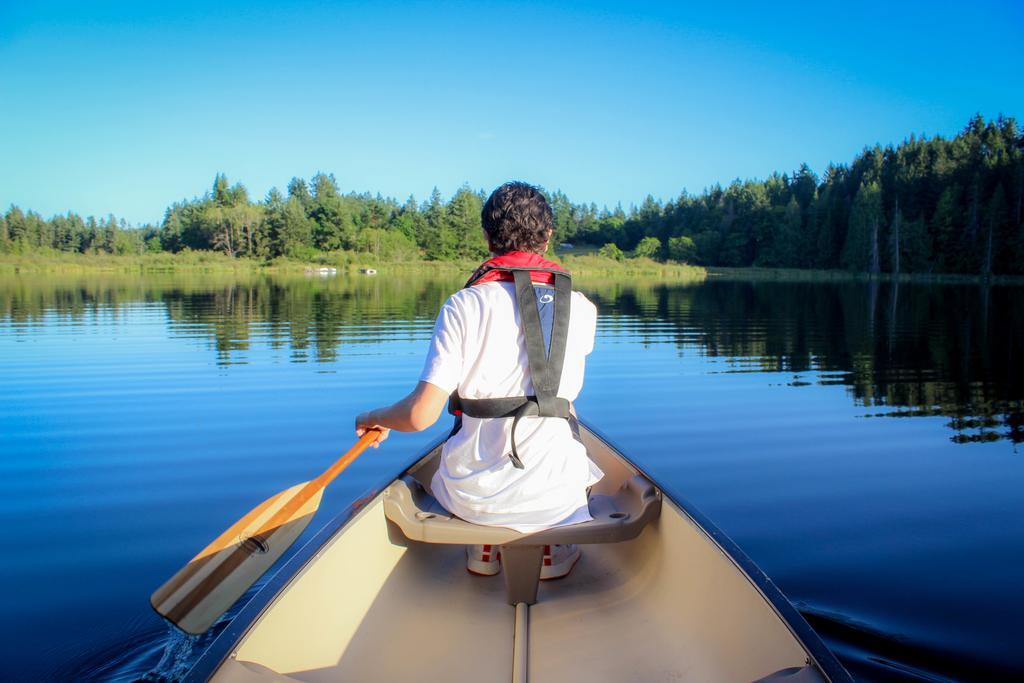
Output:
512 270 570 415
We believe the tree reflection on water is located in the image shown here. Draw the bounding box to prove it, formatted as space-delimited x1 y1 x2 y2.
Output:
2 271 1021 445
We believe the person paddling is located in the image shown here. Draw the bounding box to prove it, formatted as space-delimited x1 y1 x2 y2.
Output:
355 181 602 579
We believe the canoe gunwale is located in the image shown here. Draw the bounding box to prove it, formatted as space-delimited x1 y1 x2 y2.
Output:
183 423 851 682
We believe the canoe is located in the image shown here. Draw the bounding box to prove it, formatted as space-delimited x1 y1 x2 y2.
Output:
185 421 852 682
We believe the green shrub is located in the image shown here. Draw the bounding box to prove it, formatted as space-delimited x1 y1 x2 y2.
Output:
598 243 624 261
633 236 662 259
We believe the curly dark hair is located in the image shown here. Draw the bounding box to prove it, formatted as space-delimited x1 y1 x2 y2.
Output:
481 181 553 254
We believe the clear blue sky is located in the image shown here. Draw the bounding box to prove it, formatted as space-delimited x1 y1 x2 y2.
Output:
2 1 1022 225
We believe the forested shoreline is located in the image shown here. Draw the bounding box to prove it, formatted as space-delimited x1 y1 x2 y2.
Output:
2 115 1021 276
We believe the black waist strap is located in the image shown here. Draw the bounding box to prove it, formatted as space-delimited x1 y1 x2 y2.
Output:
448 394 571 469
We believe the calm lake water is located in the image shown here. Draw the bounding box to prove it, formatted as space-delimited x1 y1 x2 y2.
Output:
1 270 1022 682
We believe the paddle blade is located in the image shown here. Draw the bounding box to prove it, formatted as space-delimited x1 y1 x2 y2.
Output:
151 482 324 635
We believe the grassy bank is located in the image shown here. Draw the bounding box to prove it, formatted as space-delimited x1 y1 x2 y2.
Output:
0 250 270 274
0 249 708 282
9 251 1022 285
559 254 705 281
0 250 467 275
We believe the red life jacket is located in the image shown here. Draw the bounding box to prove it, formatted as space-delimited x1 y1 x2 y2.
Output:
449 251 573 469
464 250 568 287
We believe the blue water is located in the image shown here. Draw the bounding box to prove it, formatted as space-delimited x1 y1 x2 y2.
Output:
1 272 1021 681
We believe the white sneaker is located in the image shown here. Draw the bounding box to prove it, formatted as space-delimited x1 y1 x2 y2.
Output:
540 544 581 580
466 544 501 576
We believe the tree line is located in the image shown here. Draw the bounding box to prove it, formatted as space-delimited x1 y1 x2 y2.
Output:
2 114 1021 275
588 114 1023 277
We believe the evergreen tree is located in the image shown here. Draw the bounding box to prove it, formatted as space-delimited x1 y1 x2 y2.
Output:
392 195 426 245
984 184 1007 277
776 196 803 267
265 195 314 257
549 190 576 245
212 173 231 206
889 201 903 276
790 164 818 209
932 184 963 271
899 217 930 272
309 173 353 250
422 187 456 260
287 177 312 208
842 181 883 272
443 186 484 259
160 203 186 252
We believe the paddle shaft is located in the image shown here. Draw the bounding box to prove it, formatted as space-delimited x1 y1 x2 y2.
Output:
251 429 382 544
315 430 382 488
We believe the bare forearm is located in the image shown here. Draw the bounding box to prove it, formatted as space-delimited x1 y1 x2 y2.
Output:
357 381 448 434
363 396 427 432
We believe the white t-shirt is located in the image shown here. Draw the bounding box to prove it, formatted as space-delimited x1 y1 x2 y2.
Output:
420 280 603 532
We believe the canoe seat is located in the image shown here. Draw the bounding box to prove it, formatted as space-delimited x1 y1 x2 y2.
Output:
383 473 661 605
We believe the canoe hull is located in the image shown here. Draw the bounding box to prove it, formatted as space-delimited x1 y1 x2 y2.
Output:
187 423 850 682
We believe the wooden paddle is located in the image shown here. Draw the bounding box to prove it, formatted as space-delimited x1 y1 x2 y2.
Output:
151 429 383 635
